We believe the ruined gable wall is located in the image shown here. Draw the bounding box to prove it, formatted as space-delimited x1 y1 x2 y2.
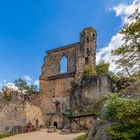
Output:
40 43 80 96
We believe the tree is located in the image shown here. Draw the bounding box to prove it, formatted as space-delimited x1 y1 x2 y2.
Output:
14 78 37 95
112 11 140 77
96 60 110 75
2 86 13 101
104 93 140 140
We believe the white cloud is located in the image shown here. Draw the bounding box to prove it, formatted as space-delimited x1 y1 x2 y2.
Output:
5 82 19 91
22 75 32 82
113 0 140 24
0 76 40 93
97 33 124 72
34 80 39 90
97 0 140 73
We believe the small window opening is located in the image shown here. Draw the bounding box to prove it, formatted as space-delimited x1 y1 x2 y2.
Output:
93 33 95 40
56 102 61 113
85 57 89 65
60 56 68 73
87 48 90 56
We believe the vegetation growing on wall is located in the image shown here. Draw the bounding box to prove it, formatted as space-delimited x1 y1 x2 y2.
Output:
95 60 110 75
83 67 96 75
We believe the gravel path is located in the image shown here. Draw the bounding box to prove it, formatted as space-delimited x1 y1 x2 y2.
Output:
2 129 85 140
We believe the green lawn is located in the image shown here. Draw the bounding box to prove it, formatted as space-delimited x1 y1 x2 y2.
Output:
0 133 13 139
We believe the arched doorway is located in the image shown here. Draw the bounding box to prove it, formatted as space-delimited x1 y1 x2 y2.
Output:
54 122 58 129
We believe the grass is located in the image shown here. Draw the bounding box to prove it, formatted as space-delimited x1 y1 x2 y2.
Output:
0 133 13 139
74 133 88 140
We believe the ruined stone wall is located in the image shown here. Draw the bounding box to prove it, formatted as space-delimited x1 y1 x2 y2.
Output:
40 27 97 96
0 99 26 132
40 43 78 95
39 27 110 129
45 77 74 113
25 102 44 127
0 96 44 132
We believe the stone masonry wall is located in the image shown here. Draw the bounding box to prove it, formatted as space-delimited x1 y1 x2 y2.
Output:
0 99 26 132
0 97 44 132
25 102 44 127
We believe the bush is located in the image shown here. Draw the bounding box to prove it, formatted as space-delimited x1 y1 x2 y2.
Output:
96 60 109 75
104 93 140 140
0 133 13 139
83 67 96 75
74 133 88 140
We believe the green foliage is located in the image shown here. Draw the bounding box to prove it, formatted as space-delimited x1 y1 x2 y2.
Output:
96 60 110 75
111 73 134 93
112 14 140 76
108 121 140 140
74 133 88 140
104 93 140 140
83 67 96 75
2 86 13 101
0 133 13 139
14 78 37 95
132 70 140 80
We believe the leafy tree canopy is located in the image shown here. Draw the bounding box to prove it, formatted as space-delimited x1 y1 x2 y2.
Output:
112 11 140 78
96 60 110 75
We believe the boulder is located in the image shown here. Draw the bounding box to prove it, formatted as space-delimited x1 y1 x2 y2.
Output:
86 118 114 140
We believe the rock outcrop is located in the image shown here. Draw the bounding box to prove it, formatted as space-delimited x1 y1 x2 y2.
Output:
86 117 114 140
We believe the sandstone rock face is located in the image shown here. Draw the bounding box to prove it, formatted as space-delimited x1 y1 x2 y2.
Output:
70 75 111 112
86 118 113 140
124 80 140 99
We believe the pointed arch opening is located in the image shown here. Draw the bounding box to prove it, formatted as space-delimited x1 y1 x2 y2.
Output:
60 56 68 73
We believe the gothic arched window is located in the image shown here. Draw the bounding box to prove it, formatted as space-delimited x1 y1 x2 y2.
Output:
60 56 68 73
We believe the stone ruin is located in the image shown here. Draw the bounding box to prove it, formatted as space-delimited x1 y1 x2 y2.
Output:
39 27 111 130
0 93 44 133
0 27 111 133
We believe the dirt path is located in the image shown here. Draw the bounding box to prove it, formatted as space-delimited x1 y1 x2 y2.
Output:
2 129 85 140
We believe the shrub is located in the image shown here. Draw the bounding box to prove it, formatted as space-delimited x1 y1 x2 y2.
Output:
96 60 109 75
0 133 13 139
104 93 140 140
74 133 88 140
83 67 96 75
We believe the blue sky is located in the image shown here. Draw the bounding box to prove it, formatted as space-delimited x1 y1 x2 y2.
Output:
0 0 132 85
